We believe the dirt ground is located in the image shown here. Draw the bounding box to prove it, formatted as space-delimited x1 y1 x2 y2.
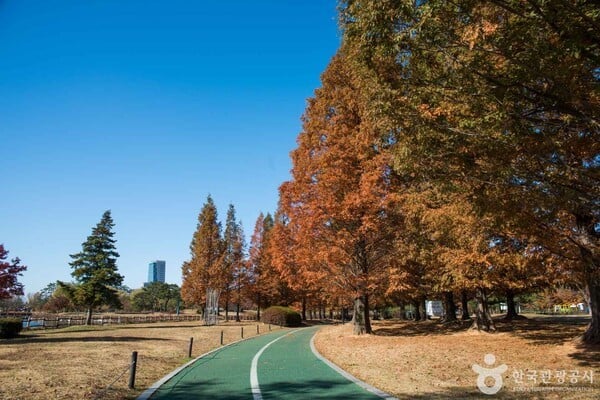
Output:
314 315 600 399
0 320 280 400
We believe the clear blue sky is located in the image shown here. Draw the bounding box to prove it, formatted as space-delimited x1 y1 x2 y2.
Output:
0 1 340 294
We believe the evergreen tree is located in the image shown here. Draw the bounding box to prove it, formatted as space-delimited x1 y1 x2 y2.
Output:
59 210 123 325
0 244 27 300
181 195 224 311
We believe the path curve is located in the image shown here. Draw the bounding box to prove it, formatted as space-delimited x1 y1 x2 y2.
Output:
140 325 397 400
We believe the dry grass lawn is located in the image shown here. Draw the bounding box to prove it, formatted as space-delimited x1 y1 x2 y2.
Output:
0 319 281 400
3 314 598 399
315 315 600 399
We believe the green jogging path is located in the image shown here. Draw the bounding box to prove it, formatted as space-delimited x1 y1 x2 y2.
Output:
140 326 396 400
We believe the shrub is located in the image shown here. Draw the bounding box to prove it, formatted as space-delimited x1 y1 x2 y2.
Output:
0 318 23 339
261 306 302 327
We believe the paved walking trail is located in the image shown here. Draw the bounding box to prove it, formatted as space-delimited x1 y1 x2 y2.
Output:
143 325 394 399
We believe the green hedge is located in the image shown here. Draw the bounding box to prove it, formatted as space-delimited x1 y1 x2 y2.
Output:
0 318 23 339
261 306 302 327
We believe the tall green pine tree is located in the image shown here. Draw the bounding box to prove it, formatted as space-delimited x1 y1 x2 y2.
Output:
60 210 123 325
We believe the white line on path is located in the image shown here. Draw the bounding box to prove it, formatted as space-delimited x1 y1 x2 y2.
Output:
309 333 399 400
250 329 300 400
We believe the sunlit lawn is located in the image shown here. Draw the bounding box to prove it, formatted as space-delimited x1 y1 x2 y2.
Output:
0 319 279 400
315 315 600 399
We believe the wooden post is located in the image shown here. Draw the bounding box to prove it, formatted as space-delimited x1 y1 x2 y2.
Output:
220 330 224 345
188 337 194 358
269 324 271 331
129 351 138 389
241 326 244 339
256 324 259 334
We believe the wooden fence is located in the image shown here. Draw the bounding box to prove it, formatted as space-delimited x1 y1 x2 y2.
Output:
15 313 258 330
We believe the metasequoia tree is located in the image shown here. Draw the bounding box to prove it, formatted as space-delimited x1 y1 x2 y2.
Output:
269 204 327 320
485 236 552 321
0 244 27 300
247 213 281 319
279 50 402 334
181 195 224 310
60 210 123 325
222 204 246 321
340 1 599 342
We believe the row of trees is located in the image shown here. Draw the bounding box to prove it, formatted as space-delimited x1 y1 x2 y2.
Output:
22 281 181 314
181 197 304 321
181 3 598 344
181 198 247 321
263 0 598 342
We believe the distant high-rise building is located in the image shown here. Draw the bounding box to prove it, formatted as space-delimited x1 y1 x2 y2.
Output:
147 260 166 284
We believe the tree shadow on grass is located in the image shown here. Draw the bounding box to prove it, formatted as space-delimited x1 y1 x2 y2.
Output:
18 323 208 336
26 321 278 335
2 335 173 345
372 316 592 346
502 315 600 368
373 319 471 337
371 316 599 370
568 343 600 368
494 316 590 345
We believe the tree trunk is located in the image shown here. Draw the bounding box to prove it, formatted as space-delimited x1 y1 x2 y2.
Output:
412 301 421 321
352 295 372 335
471 287 496 332
301 297 307 321
419 297 427 321
576 212 599 344
256 294 261 321
442 291 457 323
235 283 241 322
225 300 229 322
461 290 471 320
85 307 93 326
504 289 519 321
583 269 600 344
398 303 408 320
